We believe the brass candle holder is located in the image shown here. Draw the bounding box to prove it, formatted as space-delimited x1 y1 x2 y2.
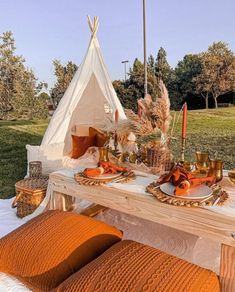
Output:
181 138 186 162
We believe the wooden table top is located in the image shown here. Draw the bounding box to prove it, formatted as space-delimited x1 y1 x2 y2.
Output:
50 172 235 247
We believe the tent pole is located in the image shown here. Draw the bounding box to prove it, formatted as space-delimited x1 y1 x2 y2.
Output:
143 0 148 97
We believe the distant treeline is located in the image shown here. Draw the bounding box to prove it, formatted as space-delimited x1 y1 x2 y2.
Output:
0 31 234 120
113 43 235 111
51 42 235 112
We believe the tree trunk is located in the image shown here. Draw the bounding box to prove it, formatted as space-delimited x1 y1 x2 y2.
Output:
214 96 218 108
201 93 209 109
205 93 209 109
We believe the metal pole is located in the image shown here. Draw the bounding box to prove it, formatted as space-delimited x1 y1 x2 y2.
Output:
143 0 148 96
121 60 129 82
124 62 127 82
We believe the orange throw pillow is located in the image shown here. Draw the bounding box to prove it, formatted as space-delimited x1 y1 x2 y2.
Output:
55 240 220 292
0 210 122 291
89 127 109 147
71 135 95 159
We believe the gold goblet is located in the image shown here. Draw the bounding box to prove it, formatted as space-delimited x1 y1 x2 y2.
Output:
208 159 223 182
195 152 209 175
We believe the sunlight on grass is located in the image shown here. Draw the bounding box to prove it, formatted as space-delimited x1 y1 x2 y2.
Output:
0 108 235 199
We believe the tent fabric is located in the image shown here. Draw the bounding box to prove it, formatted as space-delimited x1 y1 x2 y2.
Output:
41 17 126 148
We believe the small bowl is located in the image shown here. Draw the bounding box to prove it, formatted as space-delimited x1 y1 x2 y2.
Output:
228 170 235 184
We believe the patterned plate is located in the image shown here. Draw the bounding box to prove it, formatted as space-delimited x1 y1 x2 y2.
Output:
160 182 213 200
86 173 122 180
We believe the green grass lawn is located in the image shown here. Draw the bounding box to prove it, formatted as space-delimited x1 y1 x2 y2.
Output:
0 107 235 199
0 120 48 199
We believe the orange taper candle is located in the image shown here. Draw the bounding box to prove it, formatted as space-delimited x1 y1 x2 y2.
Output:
115 109 119 124
182 102 187 139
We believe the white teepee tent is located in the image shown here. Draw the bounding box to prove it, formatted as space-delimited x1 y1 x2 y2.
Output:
41 16 126 149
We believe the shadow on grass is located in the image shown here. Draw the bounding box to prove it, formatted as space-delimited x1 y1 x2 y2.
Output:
0 127 43 199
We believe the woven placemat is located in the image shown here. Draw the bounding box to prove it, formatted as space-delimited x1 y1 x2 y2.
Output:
146 182 229 207
74 171 136 186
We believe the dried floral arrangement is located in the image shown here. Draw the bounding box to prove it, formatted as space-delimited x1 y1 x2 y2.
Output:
125 80 172 148
100 80 172 173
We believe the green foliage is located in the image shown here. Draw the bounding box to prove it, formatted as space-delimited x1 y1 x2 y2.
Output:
113 58 160 112
0 31 48 119
172 54 203 108
51 60 78 107
194 42 235 108
155 47 172 84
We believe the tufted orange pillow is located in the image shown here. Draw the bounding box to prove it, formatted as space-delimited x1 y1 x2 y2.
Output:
89 127 109 147
71 135 95 159
0 210 122 291
55 240 220 292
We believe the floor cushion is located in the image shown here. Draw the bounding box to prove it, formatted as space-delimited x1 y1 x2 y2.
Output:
26 143 64 176
0 210 122 291
55 240 220 292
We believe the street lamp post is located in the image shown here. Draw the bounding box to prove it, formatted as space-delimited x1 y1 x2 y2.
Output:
143 0 148 96
121 60 129 82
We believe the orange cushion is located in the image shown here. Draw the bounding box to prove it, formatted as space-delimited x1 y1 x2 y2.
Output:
0 210 122 291
71 135 95 159
89 127 109 147
55 240 220 292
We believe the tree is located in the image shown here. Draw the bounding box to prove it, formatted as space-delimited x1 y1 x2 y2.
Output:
0 31 48 119
51 60 78 107
194 42 235 108
148 54 155 75
113 58 161 112
173 54 203 108
155 47 171 84
193 54 211 109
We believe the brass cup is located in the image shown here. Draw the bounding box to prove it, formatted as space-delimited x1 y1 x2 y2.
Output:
208 159 223 182
195 151 209 175
228 170 235 184
99 147 109 162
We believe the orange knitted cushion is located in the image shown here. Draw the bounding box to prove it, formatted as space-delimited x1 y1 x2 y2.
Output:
55 240 220 292
0 210 122 291
89 127 109 147
71 135 95 159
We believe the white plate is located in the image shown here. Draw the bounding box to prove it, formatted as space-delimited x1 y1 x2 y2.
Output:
160 182 213 200
86 173 122 180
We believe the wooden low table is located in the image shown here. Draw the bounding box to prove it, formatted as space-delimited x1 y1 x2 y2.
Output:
49 172 235 291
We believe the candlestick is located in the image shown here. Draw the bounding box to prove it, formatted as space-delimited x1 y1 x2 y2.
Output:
181 138 186 162
182 102 187 139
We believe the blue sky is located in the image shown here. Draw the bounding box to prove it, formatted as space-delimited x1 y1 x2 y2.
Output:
0 0 234 89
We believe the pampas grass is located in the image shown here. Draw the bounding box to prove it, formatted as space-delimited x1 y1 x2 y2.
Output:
151 80 171 135
101 79 171 147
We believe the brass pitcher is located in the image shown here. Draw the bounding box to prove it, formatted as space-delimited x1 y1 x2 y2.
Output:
208 159 223 182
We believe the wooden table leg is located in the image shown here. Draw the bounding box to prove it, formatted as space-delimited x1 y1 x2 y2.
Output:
220 243 235 291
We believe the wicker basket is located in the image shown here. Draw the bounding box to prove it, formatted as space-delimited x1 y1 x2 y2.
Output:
13 177 48 218
147 145 172 175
